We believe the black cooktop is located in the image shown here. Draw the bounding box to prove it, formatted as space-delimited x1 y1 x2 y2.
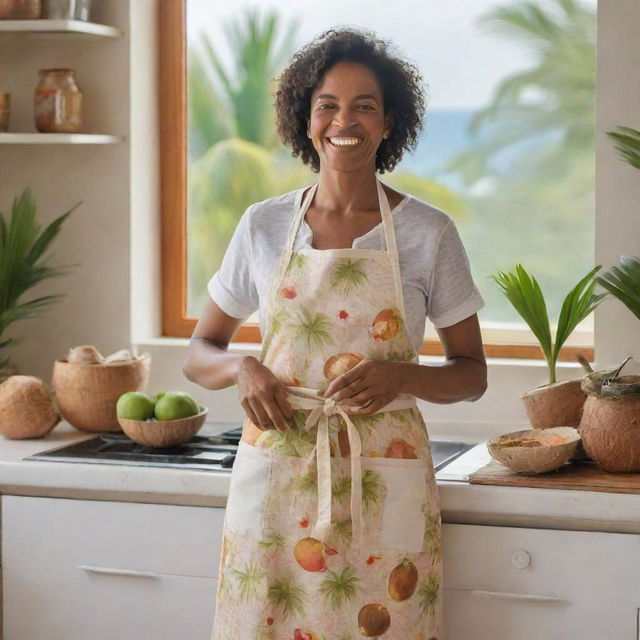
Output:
25 425 243 472
25 426 476 475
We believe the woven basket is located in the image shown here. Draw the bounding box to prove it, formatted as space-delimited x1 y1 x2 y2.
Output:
52 353 151 432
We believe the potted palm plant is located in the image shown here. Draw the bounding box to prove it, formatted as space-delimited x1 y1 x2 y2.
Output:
491 264 606 429
0 187 79 379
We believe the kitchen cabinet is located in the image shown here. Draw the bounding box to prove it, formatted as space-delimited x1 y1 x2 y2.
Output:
442 523 640 639
2 495 224 640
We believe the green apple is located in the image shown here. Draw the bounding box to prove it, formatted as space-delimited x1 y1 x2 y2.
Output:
154 391 199 421
150 391 166 404
116 391 155 420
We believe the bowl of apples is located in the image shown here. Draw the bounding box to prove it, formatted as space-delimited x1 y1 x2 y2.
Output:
116 390 207 447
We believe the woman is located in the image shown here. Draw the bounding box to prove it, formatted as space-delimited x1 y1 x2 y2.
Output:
184 27 487 640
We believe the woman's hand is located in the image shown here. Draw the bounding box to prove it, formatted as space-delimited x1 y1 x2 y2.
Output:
236 357 294 431
323 359 405 415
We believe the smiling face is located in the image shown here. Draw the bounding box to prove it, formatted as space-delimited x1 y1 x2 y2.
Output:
308 61 392 173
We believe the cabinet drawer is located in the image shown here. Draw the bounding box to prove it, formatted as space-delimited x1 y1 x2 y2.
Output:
442 524 640 640
4 570 217 640
2 496 224 577
442 523 640 597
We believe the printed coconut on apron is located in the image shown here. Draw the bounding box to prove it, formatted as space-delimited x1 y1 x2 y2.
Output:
212 179 443 640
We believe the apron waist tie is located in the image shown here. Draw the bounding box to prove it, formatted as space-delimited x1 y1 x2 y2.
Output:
285 387 417 548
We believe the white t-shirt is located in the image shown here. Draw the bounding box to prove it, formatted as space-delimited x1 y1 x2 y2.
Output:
208 184 485 352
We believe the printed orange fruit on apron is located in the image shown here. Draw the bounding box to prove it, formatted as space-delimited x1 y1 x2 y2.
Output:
212 179 443 640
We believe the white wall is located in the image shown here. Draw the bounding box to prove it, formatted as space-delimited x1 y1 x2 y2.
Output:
594 0 640 366
0 0 131 371
2 0 638 441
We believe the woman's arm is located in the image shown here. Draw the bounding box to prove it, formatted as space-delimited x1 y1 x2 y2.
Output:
325 313 487 412
399 313 487 403
182 298 251 390
182 299 293 430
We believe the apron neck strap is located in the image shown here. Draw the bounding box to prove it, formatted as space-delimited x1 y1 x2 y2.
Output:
284 177 398 259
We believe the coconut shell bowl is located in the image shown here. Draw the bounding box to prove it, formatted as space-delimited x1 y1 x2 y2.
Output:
118 407 209 448
487 426 581 474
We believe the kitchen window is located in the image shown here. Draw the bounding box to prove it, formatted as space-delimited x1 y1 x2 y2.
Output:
159 0 597 362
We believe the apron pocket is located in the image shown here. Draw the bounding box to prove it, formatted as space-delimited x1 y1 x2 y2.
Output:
361 456 430 553
224 441 271 538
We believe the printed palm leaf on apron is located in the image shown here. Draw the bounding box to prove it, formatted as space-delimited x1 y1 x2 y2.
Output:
361 469 385 510
259 531 286 550
331 476 352 502
255 426 316 457
350 412 385 433
288 251 309 275
319 566 361 610
417 571 441 619
287 465 317 494
329 258 369 294
329 518 353 545
267 575 308 618
231 561 267 601
423 510 442 559
259 304 292 357
291 307 334 352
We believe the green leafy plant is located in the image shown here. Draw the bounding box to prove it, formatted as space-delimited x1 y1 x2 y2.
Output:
606 125 640 170
595 254 640 321
491 264 606 384
600 127 640 321
0 188 79 368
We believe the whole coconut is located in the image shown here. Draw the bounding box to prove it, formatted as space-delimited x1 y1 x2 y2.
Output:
388 558 418 600
323 353 364 381
0 375 60 439
358 603 391 637
579 390 640 472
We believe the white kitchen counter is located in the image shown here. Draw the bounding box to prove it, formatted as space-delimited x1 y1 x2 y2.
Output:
0 421 232 507
0 421 638 534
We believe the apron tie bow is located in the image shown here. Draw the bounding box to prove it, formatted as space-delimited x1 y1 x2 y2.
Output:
322 397 338 416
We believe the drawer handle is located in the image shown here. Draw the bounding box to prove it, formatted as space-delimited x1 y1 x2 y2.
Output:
470 589 566 603
78 564 161 579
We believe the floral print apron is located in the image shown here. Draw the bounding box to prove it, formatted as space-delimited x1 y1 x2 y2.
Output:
212 178 443 640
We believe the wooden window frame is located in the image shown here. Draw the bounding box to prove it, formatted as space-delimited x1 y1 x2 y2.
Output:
158 0 594 363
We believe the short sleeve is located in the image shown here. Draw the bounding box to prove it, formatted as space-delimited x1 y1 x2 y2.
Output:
427 220 485 328
207 204 259 319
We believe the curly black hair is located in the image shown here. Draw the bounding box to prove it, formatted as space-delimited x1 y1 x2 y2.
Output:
274 27 426 174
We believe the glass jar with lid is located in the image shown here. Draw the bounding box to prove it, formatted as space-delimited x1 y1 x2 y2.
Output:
34 69 82 133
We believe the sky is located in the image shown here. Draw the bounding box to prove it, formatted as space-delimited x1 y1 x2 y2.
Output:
186 0 597 110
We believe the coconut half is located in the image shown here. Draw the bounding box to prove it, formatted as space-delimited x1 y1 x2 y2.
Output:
488 426 581 474
521 377 586 428
0 375 60 439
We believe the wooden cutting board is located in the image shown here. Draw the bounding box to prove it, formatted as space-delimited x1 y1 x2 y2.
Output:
469 458 640 494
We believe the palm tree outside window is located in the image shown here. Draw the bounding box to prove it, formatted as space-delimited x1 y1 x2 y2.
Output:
159 0 597 361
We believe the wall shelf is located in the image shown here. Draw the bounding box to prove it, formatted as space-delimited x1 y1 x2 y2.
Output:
0 19 121 38
0 133 122 144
